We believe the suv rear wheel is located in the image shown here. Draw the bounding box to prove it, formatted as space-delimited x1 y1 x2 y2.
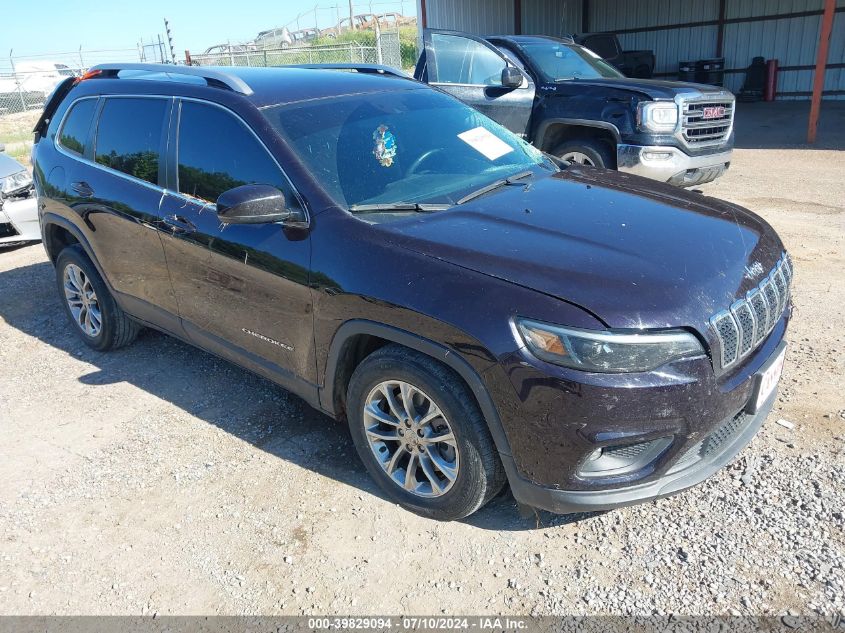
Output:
347 345 506 520
555 138 615 169
55 244 140 351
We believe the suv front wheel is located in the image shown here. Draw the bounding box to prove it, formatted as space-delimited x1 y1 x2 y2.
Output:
55 244 140 351
347 345 506 520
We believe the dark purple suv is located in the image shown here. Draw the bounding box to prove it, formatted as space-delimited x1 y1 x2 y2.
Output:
32 64 791 520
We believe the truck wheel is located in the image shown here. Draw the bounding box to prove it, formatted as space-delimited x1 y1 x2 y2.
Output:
55 244 140 351
555 139 615 169
346 344 506 521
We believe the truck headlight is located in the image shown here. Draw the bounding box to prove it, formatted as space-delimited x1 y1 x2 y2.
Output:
638 102 679 133
0 169 33 196
515 319 704 373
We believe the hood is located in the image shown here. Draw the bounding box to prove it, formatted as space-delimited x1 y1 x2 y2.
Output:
0 152 26 179
543 77 727 100
382 168 784 335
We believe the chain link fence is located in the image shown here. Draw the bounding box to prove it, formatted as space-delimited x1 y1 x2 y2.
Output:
0 30 411 169
191 30 404 71
0 48 148 167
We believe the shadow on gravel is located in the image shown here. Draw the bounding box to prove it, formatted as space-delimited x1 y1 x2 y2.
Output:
0 256 594 531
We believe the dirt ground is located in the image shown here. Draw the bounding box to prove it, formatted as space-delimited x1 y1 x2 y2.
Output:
0 105 843 617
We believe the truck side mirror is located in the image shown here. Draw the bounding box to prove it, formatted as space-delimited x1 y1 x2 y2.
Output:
501 66 523 89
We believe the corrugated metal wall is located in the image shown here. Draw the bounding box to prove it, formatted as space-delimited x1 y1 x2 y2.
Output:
721 0 845 97
418 0 515 33
589 0 719 80
520 0 582 37
419 0 845 100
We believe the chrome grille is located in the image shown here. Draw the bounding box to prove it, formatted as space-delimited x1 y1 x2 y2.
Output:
710 253 792 370
680 95 735 148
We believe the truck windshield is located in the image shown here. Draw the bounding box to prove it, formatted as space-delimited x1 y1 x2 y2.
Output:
521 42 624 81
263 88 555 210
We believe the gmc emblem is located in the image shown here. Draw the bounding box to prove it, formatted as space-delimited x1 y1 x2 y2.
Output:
702 106 726 119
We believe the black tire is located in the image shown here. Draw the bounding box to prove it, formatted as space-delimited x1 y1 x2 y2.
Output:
554 138 616 169
347 344 506 521
55 244 140 351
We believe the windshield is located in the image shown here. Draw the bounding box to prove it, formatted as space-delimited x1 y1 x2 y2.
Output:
263 88 554 209
521 42 623 81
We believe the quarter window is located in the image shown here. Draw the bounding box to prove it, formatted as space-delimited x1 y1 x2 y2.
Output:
59 99 97 155
177 101 287 203
94 97 166 185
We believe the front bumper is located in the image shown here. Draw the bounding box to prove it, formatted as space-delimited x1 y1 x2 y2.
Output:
505 388 775 515
485 315 788 514
0 194 40 244
617 144 732 187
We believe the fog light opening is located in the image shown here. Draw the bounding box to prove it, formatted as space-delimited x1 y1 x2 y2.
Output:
642 151 673 161
578 437 673 479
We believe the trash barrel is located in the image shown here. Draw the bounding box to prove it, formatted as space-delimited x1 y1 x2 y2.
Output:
678 61 697 83
695 58 725 86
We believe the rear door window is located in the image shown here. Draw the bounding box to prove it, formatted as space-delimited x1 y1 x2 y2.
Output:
94 97 167 185
58 98 97 155
176 100 289 203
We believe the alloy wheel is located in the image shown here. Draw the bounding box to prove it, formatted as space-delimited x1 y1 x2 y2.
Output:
560 151 596 166
63 263 102 337
363 380 459 498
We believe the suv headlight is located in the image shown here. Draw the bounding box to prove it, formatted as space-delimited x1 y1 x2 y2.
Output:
638 101 679 133
0 169 33 196
515 318 704 373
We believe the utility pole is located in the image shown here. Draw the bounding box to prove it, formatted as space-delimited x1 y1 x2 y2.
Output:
164 18 176 64
349 0 355 30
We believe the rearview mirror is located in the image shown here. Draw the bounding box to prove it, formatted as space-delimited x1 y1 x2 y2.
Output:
501 66 523 89
216 184 296 225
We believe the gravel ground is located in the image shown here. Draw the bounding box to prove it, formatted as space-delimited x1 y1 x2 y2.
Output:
1 127 843 617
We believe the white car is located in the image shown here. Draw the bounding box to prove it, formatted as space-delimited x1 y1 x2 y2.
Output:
0 151 39 246
0 61 76 113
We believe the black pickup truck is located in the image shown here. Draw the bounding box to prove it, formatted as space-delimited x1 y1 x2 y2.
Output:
574 32 655 79
414 30 734 187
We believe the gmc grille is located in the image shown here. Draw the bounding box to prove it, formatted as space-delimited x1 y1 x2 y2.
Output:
710 253 792 370
681 98 734 147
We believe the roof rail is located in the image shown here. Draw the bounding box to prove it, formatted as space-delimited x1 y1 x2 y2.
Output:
289 63 410 79
85 63 254 95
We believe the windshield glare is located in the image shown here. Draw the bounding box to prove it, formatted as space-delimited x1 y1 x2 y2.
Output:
264 88 554 209
522 42 624 81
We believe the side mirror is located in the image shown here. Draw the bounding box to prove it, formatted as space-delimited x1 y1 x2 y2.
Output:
501 66 523 88
216 184 299 225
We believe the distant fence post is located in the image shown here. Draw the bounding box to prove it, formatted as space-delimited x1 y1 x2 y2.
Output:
264 50 268 67
374 19 383 65
9 53 27 112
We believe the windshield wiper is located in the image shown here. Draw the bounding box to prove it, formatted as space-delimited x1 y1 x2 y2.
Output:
456 170 534 205
349 202 451 214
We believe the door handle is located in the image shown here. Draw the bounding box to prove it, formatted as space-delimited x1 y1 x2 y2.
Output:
163 214 197 234
70 181 94 198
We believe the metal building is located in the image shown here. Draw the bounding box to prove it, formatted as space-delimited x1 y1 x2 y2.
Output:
415 0 845 100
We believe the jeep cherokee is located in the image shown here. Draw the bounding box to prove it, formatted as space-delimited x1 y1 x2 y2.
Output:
31 63 791 521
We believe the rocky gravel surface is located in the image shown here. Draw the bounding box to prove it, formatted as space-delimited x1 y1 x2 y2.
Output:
0 135 843 617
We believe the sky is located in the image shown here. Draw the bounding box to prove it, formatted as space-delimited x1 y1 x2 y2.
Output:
3 0 416 63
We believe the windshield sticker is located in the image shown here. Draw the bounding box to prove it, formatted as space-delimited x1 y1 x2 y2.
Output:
372 124 397 167
457 127 514 161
